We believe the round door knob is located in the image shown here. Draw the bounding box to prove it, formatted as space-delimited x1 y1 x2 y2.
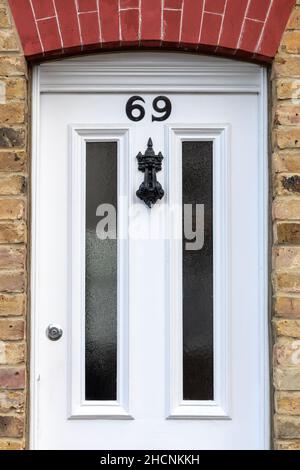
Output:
46 324 63 341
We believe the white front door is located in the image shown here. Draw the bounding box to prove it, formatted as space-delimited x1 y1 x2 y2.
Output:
31 53 269 450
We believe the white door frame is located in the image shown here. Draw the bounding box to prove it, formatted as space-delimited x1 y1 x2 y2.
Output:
30 52 269 449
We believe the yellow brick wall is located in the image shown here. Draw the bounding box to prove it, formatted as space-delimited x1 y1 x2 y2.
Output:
0 0 27 451
272 0 300 451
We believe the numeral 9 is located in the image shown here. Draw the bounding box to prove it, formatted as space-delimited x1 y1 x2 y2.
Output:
152 96 172 122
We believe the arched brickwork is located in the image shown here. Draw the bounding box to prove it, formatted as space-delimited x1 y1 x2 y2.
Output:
8 0 295 62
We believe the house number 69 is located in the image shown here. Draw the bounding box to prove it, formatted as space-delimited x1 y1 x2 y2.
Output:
126 96 172 122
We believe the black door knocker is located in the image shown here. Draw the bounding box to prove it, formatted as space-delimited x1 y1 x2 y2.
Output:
136 138 164 208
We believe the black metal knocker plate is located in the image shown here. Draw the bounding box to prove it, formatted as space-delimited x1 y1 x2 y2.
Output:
136 138 164 208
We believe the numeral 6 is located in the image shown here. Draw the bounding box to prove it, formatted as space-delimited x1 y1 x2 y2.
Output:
126 96 146 122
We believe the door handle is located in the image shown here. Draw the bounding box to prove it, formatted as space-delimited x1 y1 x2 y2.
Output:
136 138 164 208
46 324 63 341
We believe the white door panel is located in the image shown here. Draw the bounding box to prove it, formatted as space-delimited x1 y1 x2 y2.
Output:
32 53 268 450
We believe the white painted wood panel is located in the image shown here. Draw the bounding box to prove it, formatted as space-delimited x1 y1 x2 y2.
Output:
31 52 269 449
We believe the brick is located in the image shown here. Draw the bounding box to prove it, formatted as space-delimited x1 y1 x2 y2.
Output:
205 0 225 14
79 12 100 46
141 0 161 43
274 367 300 390
31 0 55 19
163 9 182 44
276 105 300 126
247 0 270 21
0 30 18 52
0 320 24 340
282 31 300 54
0 0 27 452
276 128 300 149
165 0 183 8
0 272 24 293
38 17 62 52
240 19 263 54
276 174 300 195
0 342 25 365
6 0 297 60
276 222 300 244
181 0 204 46
0 222 26 244
0 246 25 270
275 296 300 318
0 103 25 125
275 415 300 439
0 176 26 196
0 7 11 28
0 439 24 450
0 57 26 77
219 0 248 51
274 320 300 338
233 0 300 453
258 0 296 58
120 9 139 44
5 79 26 101
275 439 300 450
273 247 300 270
276 79 300 100
273 198 300 220
276 273 300 293
276 391 300 415
8 0 42 56
287 8 300 29
275 337 300 366
78 0 98 11
274 55 300 78
0 128 26 149
0 416 23 438
274 152 300 173
120 0 138 8
0 390 24 413
0 367 25 390
0 151 26 172
53 0 81 50
0 294 25 317
201 12 222 47
0 199 24 220
99 0 119 44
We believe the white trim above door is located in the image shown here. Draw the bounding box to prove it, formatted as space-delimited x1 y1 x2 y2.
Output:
31 52 269 450
38 52 263 94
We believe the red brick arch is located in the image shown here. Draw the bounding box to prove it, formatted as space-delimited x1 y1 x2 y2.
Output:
9 0 295 62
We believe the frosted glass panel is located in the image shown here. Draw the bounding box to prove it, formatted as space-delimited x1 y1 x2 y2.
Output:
85 142 117 401
182 141 214 401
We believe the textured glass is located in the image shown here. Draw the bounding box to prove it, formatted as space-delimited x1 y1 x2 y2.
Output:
85 142 117 401
182 141 213 401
